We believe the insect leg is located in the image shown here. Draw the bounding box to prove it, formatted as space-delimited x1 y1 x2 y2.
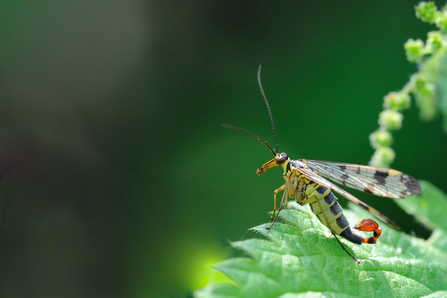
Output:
353 218 382 244
271 184 285 219
267 185 286 230
314 195 360 264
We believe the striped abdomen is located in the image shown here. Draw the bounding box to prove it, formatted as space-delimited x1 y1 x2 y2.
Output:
296 181 364 245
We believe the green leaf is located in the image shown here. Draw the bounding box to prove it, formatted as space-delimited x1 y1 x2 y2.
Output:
395 181 447 232
394 180 447 252
195 181 447 298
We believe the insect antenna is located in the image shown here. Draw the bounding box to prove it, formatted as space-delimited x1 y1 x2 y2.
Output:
222 124 276 156
257 65 279 154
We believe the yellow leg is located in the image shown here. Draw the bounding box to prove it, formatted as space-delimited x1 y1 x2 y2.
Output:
267 184 286 230
272 184 286 218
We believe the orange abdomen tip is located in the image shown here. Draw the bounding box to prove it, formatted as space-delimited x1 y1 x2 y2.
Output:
353 218 379 232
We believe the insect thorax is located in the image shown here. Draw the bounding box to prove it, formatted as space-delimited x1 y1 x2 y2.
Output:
285 159 312 201
288 173 321 205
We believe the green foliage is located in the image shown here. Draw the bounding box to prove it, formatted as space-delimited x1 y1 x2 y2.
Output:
415 2 447 32
370 1 447 168
404 39 425 63
195 181 447 298
415 2 438 24
378 110 403 131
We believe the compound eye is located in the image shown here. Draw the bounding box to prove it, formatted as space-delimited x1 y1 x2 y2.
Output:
276 152 288 164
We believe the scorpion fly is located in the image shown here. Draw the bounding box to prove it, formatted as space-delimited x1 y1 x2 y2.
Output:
223 65 421 263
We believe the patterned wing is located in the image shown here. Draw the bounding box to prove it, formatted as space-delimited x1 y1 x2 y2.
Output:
304 160 421 199
293 165 401 229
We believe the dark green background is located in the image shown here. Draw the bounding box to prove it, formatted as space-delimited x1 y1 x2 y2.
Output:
1 1 446 297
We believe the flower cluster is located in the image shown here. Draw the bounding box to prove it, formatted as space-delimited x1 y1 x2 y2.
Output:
370 2 447 168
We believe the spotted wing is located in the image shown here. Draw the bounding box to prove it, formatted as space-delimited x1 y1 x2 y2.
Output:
293 165 400 229
304 160 421 199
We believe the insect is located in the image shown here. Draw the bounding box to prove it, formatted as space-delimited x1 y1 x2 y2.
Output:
224 65 421 263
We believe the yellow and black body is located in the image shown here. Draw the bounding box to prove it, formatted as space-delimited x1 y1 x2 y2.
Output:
258 152 384 247
224 65 419 262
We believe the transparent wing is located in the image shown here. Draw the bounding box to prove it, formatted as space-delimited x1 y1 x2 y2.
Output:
293 166 400 229
304 160 421 199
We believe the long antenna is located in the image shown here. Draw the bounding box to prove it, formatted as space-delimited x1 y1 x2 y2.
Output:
257 65 279 154
222 124 276 156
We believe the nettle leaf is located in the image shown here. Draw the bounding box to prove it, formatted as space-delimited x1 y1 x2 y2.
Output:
395 180 447 255
195 181 447 298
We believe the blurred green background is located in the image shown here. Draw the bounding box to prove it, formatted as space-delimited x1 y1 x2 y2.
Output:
1 1 447 297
